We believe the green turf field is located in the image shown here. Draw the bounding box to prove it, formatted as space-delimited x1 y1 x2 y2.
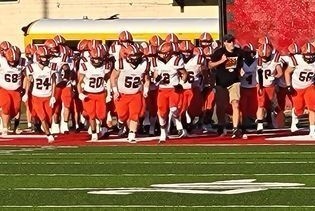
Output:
0 146 314 210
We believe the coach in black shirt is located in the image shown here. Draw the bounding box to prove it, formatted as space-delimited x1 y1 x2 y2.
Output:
209 34 244 138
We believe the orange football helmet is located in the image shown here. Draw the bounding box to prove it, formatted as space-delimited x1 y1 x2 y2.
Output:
118 30 133 43
44 39 59 55
287 43 300 55
36 46 51 66
77 39 90 52
165 33 179 43
25 44 38 60
257 44 273 58
149 35 163 47
0 41 12 55
53 34 66 45
4 47 21 65
88 39 102 51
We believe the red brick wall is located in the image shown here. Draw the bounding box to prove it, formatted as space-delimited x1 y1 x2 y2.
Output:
227 0 315 53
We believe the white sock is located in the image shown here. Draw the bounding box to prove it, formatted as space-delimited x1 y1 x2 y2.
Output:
257 122 264 131
310 125 315 135
174 118 183 130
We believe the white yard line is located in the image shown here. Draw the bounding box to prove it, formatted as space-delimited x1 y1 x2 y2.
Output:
0 173 314 177
0 161 313 165
11 187 315 191
1 205 315 208
3 152 315 156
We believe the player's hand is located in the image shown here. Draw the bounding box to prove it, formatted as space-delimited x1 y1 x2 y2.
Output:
78 93 87 101
113 91 120 101
22 94 28 103
49 97 56 108
286 85 296 96
105 94 112 103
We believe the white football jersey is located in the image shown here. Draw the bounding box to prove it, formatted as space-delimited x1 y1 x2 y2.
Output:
288 54 315 89
26 63 57 97
257 54 281 87
0 57 25 91
182 55 205 90
50 54 69 85
115 58 149 94
109 44 123 61
79 60 112 93
148 57 158 91
153 56 184 89
240 59 258 88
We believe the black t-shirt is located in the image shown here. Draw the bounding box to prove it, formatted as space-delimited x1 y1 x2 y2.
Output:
211 47 244 88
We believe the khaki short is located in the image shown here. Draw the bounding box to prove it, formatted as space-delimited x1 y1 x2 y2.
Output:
215 82 241 105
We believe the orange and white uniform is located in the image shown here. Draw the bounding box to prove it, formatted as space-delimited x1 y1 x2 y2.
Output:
26 63 56 122
181 55 205 117
50 54 72 112
79 59 112 120
0 57 25 117
256 53 281 108
240 59 258 119
153 55 184 119
288 54 315 115
114 58 149 122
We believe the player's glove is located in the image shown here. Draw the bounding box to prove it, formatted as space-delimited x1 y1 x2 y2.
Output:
49 97 56 108
78 93 88 101
286 85 296 96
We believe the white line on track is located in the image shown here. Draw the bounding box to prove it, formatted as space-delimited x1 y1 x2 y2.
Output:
1 205 315 208
0 161 314 165
10 187 315 191
2 152 315 156
0 173 315 177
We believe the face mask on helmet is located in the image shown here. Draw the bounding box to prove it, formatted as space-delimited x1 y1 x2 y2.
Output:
39 55 51 66
303 54 315 64
158 51 172 62
200 40 211 48
50 46 60 57
182 51 192 61
127 53 142 65
90 57 103 67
